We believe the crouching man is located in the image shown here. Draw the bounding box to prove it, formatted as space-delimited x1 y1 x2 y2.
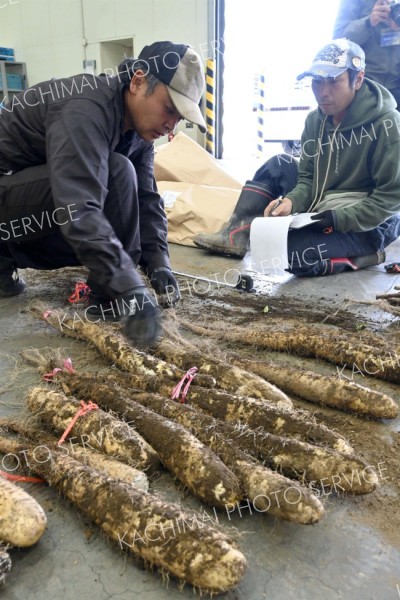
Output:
194 38 400 276
0 41 206 346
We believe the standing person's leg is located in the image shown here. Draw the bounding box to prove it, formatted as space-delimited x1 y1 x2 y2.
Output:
286 215 400 277
193 154 299 258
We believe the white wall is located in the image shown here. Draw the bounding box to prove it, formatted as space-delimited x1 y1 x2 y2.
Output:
0 0 209 141
0 0 208 83
0 0 84 84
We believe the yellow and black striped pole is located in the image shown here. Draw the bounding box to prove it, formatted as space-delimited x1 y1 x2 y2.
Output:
206 58 215 156
256 73 265 157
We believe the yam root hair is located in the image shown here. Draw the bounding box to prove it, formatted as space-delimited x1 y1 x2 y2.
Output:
28 303 215 387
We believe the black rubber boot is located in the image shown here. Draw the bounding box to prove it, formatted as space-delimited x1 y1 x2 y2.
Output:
0 259 26 297
326 251 386 275
193 181 274 258
350 250 386 269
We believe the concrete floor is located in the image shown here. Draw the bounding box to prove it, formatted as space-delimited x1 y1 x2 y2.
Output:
1 228 400 599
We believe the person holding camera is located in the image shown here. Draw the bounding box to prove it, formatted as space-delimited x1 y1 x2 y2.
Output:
0 41 206 348
334 0 400 109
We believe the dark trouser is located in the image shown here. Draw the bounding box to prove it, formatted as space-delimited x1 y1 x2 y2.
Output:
390 87 400 111
250 154 400 276
0 153 140 275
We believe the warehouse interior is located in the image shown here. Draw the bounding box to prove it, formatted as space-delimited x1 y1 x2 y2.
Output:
1 1 400 599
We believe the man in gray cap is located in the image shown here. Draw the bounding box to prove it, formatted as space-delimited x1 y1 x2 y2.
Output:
194 38 400 277
0 41 206 347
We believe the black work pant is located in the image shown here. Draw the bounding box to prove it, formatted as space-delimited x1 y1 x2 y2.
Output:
0 153 140 273
390 87 400 111
250 154 400 276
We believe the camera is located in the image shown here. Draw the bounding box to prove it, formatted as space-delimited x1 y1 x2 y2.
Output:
390 0 400 26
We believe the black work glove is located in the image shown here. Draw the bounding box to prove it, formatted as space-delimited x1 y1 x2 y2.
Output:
149 266 181 308
309 210 337 232
122 286 162 349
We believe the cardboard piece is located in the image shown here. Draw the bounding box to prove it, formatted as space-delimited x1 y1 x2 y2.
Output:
154 132 242 188
158 181 241 247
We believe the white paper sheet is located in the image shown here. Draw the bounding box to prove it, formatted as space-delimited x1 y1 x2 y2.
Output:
250 216 292 273
249 213 319 274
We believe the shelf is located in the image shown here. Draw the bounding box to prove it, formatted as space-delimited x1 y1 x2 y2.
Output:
0 61 27 98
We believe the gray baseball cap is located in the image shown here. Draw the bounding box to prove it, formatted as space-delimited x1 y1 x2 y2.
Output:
297 38 366 80
138 41 206 133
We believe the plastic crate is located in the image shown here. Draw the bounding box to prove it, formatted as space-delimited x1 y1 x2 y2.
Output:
0 73 23 91
0 47 15 62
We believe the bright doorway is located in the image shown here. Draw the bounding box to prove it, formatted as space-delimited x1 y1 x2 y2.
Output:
100 37 134 75
222 0 342 159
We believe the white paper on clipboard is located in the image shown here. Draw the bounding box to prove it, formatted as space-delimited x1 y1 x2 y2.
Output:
249 213 319 273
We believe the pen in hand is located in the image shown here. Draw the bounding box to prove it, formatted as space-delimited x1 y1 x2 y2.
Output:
264 196 293 217
270 198 283 215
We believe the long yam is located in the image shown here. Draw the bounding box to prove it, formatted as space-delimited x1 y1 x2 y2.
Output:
65 445 149 490
235 357 398 419
222 421 377 494
175 385 352 455
0 419 149 491
83 383 325 523
26 387 159 472
0 439 246 593
95 369 351 454
30 304 215 387
59 374 243 508
155 335 397 419
0 475 47 547
180 319 400 384
153 338 293 408
126 390 376 496
38 370 371 493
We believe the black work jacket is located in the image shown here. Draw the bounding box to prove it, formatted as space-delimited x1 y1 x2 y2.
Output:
0 73 170 294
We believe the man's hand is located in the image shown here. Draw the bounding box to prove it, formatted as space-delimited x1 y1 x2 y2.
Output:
370 0 391 27
309 210 337 231
150 266 181 308
122 287 162 348
264 197 293 217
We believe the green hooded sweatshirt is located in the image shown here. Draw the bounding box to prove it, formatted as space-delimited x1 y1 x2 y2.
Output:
286 78 400 233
